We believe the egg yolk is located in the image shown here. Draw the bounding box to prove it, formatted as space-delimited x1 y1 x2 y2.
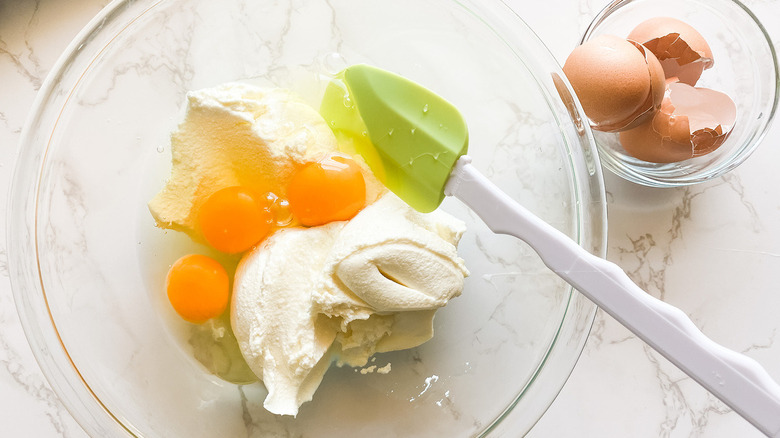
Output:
166 254 229 324
199 186 273 253
287 153 366 226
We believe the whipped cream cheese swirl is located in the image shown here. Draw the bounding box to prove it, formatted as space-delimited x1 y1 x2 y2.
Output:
318 194 467 315
231 194 468 416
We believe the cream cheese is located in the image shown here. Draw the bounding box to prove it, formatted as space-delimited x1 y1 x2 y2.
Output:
152 83 468 418
231 194 468 416
148 83 383 240
230 224 342 416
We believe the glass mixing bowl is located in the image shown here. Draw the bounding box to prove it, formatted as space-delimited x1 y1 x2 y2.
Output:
581 0 779 187
8 0 606 436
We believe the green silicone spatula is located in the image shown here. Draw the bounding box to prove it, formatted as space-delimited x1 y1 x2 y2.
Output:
321 64 780 437
320 64 468 213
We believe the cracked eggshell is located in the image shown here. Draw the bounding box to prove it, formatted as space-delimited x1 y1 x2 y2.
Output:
618 118 694 163
628 17 713 86
619 82 737 163
563 34 665 132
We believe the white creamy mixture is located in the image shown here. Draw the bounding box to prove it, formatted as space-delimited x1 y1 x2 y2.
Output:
148 83 383 238
232 194 468 416
152 83 468 417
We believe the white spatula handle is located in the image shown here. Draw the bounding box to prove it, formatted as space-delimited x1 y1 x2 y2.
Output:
445 157 780 437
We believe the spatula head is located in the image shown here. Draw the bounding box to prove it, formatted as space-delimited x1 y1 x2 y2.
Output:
320 64 468 213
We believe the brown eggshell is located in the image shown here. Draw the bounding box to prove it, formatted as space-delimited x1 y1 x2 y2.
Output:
652 90 693 145
656 82 736 153
619 81 737 163
619 117 694 163
623 41 667 131
563 34 665 132
628 17 713 86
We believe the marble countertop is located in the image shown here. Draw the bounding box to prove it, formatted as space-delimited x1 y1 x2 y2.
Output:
1 0 778 436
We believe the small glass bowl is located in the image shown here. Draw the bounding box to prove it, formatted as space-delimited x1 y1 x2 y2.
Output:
581 0 779 187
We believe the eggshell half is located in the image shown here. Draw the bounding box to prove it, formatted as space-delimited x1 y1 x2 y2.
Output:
563 34 666 132
628 17 713 86
619 118 694 163
625 41 667 131
619 82 736 163
654 82 736 153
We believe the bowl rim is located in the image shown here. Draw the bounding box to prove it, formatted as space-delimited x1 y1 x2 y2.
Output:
8 1 164 435
7 0 607 436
